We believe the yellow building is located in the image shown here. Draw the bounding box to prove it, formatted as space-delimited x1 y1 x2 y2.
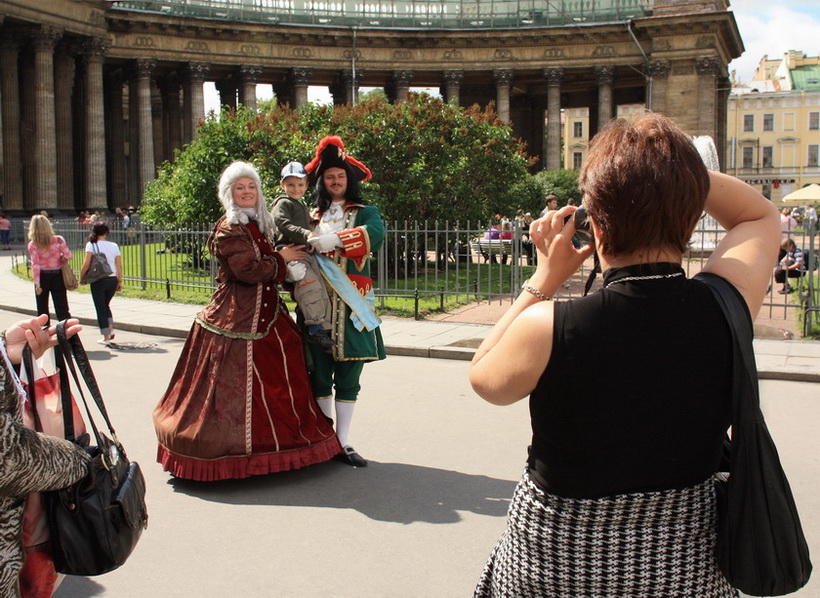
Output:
727 51 820 203
562 104 645 170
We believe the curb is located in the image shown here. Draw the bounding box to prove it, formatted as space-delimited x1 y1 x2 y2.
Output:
2 301 818 382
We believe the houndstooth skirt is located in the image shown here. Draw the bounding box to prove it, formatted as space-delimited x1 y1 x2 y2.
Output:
474 470 737 598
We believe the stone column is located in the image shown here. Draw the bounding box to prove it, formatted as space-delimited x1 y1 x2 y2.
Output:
238 65 261 110
0 34 23 211
493 69 513 122
215 78 237 112
543 67 564 171
443 70 464 106
134 59 156 198
643 59 670 114
288 67 313 109
158 74 182 162
32 27 62 211
182 62 209 143
105 70 128 208
391 70 413 103
696 56 720 140
339 69 361 105
54 42 76 212
595 65 616 132
84 38 108 211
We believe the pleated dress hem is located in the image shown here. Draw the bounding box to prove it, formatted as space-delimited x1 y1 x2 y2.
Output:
156 435 342 482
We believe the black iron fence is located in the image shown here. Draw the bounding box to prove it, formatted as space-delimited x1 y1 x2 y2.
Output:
8 216 818 335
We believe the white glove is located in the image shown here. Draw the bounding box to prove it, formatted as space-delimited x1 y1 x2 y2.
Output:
308 233 343 253
285 261 307 283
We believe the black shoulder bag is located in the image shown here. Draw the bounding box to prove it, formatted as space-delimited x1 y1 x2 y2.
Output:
44 321 148 576
696 272 812 596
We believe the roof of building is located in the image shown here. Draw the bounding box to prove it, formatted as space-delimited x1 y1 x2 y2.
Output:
791 65 820 91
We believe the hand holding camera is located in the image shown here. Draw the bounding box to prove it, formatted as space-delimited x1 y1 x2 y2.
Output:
528 206 596 294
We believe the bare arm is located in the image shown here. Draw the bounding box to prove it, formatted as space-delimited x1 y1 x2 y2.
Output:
701 171 781 317
469 207 595 405
115 254 123 292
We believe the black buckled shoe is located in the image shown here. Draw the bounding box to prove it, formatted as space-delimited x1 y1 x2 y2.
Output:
335 446 368 467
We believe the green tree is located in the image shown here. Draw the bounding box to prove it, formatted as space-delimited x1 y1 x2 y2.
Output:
533 169 581 209
140 94 535 228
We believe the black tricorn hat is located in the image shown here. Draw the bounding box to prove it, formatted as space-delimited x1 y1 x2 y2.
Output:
305 135 372 184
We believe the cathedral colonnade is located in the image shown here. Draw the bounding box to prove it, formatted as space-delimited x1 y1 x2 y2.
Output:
0 0 741 216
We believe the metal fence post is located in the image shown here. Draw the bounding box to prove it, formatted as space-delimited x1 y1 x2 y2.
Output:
139 223 147 290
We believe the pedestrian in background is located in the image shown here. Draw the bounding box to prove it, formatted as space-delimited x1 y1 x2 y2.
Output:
27 215 72 325
470 114 779 597
0 213 11 250
78 222 122 346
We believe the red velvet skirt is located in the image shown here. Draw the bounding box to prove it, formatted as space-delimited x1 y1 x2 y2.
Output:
153 315 340 481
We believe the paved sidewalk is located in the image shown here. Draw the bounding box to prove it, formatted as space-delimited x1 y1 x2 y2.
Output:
2 253 819 382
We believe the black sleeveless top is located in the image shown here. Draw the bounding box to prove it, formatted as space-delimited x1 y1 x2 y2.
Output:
528 262 735 499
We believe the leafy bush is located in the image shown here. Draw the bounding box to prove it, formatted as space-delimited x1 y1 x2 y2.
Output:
140 95 537 228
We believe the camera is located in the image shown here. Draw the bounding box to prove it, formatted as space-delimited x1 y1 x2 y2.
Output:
563 206 593 246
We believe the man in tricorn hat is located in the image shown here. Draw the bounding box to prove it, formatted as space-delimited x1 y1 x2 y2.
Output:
303 135 386 467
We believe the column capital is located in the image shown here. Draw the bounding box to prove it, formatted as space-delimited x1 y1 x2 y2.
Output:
493 68 513 86
32 26 62 52
82 36 110 59
543 66 564 85
134 58 156 78
444 69 464 85
643 59 670 79
595 65 616 85
392 69 414 85
696 56 721 77
182 61 211 83
288 67 313 85
238 64 262 84
339 68 363 85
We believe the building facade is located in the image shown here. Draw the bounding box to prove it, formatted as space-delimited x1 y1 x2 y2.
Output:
0 0 742 216
727 51 820 203
562 103 645 170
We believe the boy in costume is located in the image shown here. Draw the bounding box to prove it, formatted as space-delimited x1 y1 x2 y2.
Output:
271 161 334 351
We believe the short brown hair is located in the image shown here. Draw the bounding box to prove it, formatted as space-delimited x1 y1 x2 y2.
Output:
579 113 709 256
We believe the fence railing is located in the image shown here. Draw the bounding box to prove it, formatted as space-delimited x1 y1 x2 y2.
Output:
8 216 818 336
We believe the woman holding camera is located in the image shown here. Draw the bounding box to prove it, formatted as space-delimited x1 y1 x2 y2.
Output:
470 113 780 596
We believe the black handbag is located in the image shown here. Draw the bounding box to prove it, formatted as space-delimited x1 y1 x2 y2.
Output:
696 273 812 596
44 321 148 576
80 243 113 285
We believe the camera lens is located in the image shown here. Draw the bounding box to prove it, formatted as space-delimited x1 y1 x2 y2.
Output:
572 207 593 246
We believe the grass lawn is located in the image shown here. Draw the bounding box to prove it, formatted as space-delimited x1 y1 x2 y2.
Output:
15 252 532 319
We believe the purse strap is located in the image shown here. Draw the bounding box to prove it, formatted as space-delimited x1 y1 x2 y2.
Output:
694 272 763 425
55 321 118 447
22 343 76 441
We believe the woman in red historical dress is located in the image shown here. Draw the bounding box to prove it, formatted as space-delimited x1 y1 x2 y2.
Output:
153 161 341 481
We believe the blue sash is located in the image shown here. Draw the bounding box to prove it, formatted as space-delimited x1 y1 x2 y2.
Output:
315 254 381 332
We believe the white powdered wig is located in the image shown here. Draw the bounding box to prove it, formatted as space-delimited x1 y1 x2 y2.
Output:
217 161 276 235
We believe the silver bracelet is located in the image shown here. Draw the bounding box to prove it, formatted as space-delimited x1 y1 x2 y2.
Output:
521 282 551 301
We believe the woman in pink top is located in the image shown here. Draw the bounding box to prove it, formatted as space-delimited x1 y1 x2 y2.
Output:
27 214 72 324
0 213 11 250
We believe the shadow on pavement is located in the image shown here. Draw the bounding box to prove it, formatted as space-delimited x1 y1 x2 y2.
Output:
167 460 515 524
54 575 105 597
